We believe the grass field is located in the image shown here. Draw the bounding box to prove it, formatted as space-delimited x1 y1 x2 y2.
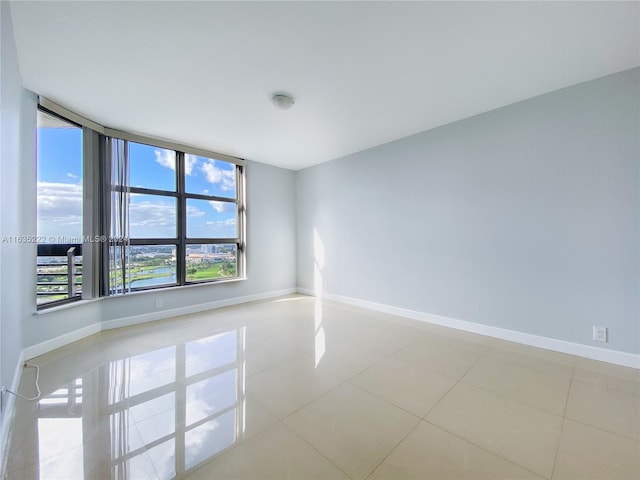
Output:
186 263 235 281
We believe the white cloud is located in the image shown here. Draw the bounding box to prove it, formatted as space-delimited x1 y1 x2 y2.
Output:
189 217 236 238
155 150 197 176
37 182 83 237
187 205 205 217
129 200 176 237
154 149 176 171
184 154 198 176
66 173 78 179
201 160 235 191
129 202 175 226
203 218 236 237
205 218 236 227
209 201 233 213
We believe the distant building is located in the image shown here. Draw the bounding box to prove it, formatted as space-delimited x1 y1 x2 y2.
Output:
200 244 216 254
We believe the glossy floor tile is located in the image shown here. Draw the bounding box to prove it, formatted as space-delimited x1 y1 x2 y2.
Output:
461 355 571 415
350 356 458 417
283 383 421 479
369 422 544 479
244 357 343 418
393 337 484 379
184 423 350 480
425 382 564 478
4 294 639 480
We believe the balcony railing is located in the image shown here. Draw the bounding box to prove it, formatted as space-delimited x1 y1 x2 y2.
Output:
37 243 82 307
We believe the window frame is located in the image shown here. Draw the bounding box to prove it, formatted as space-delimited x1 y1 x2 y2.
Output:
37 97 247 308
181 152 245 286
36 106 86 309
106 139 245 293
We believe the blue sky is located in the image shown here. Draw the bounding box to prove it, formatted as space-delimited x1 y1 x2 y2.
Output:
37 123 237 241
37 126 83 239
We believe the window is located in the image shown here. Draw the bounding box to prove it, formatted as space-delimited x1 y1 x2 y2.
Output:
108 141 244 294
36 109 84 306
36 100 246 309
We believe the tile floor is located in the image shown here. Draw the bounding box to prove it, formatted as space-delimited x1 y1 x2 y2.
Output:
3 295 639 479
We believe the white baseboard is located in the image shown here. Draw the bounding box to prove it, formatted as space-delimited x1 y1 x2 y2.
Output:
299 288 640 369
22 288 298 361
102 288 297 330
296 288 316 297
0 349 24 477
22 323 101 361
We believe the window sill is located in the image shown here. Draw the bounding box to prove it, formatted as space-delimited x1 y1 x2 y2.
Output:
111 275 247 298
33 276 247 314
34 297 103 315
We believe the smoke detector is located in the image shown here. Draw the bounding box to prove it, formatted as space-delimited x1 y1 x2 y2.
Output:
271 93 295 110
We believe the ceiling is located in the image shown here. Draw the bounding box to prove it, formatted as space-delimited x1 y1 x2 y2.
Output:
10 1 639 170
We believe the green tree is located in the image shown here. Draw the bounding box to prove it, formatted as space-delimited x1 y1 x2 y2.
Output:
220 261 236 277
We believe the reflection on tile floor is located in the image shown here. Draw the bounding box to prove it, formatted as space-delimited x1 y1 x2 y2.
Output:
4 295 640 479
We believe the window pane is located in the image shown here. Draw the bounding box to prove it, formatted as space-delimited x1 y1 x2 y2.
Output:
37 254 82 305
129 245 177 289
186 244 237 281
37 110 83 306
37 111 83 242
129 194 177 239
186 199 237 239
185 156 236 198
129 142 176 191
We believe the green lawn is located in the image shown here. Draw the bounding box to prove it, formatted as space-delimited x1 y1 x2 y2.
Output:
186 262 236 281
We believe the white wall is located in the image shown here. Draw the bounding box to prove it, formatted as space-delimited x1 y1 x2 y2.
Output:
1 0 36 393
297 68 640 355
0 0 37 456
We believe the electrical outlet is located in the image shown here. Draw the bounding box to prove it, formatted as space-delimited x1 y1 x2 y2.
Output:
593 326 608 343
155 297 163 309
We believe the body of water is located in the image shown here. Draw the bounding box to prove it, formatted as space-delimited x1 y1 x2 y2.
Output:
130 266 176 288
